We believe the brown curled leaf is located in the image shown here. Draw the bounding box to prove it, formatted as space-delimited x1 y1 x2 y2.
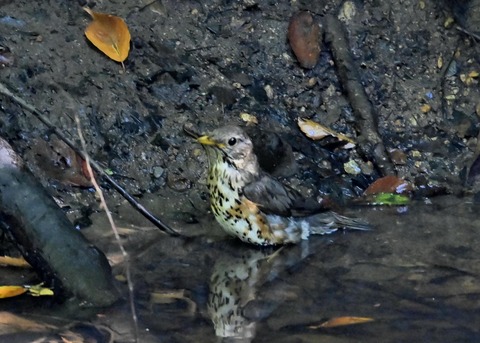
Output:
288 11 320 69
364 175 413 195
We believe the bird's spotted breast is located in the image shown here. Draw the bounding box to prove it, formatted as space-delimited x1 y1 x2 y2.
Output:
207 158 275 245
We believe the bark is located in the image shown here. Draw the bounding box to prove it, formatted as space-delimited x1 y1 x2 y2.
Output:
0 138 119 307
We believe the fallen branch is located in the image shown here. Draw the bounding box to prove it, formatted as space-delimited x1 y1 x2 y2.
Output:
0 82 181 237
0 138 119 306
324 15 395 176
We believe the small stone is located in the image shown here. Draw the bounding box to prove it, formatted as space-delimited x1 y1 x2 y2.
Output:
338 1 356 22
411 150 421 158
153 166 165 178
359 161 374 175
264 85 274 99
475 103 480 117
343 160 361 175
306 77 317 88
390 149 407 165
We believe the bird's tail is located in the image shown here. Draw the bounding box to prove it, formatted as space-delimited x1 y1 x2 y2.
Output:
306 211 371 236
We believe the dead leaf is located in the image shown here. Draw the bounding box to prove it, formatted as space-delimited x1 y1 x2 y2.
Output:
288 11 320 69
364 175 413 195
0 311 56 333
420 104 431 113
0 286 27 299
28 137 92 187
240 112 258 125
298 118 356 149
150 289 197 314
83 7 131 64
0 256 30 268
309 316 374 329
25 283 54 297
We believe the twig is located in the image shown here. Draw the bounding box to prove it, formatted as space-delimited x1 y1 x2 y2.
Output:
0 82 181 237
438 47 457 119
324 15 395 176
76 116 139 343
455 25 480 42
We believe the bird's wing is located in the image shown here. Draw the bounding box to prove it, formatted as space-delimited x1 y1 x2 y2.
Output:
243 175 327 216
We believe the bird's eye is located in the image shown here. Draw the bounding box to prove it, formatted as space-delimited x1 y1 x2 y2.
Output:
228 137 237 146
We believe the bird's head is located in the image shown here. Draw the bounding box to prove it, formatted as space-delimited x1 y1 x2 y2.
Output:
197 126 259 173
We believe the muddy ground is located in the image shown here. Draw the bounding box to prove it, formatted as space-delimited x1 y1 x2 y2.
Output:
1 0 480 342
2 0 480 214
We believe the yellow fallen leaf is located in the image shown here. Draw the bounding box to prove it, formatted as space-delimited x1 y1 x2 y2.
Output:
0 286 27 299
460 72 478 86
469 71 479 78
437 55 443 69
83 7 131 65
0 256 31 268
309 316 374 329
297 118 356 148
240 112 258 125
24 283 54 297
150 289 197 314
420 104 431 113
444 16 454 29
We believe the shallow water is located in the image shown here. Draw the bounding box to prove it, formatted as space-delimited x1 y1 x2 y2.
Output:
2 195 479 342
129 195 480 342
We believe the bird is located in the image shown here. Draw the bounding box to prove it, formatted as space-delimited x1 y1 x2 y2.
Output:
208 243 311 340
196 125 370 246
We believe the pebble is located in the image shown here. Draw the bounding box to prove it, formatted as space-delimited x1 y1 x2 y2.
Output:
390 149 407 165
343 160 361 175
153 166 165 178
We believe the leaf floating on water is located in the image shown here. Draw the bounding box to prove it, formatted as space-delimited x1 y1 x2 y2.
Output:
309 316 374 329
0 286 27 299
363 192 410 206
0 256 30 268
0 311 56 331
83 7 131 64
364 175 412 195
297 118 356 149
25 283 54 297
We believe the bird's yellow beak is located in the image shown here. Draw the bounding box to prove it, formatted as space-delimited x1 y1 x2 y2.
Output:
197 135 225 148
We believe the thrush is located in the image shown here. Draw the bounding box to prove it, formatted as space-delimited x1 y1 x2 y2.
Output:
197 125 369 246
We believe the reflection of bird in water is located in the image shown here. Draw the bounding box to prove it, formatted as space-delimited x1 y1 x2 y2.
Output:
197 125 370 246
207 243 308 342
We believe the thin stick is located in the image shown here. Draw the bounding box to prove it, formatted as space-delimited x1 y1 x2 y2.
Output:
76 116 139 343
456 25 480 42
324 15 395 176
0 82 181 237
